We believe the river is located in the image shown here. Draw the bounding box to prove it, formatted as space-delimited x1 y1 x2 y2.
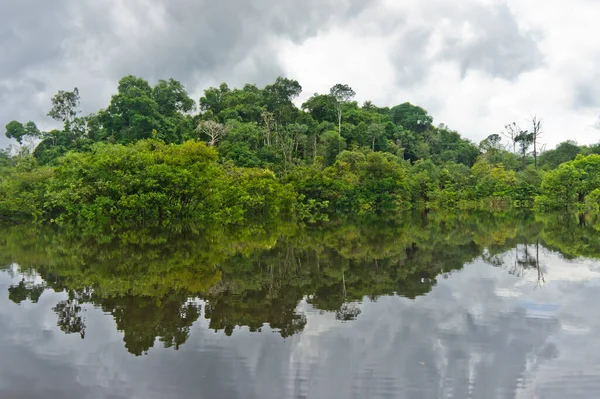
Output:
1 212 599 398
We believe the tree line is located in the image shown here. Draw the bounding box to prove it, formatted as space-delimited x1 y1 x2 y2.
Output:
2 75 600 225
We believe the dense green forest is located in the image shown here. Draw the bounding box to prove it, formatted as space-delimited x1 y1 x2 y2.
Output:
3 212 598 354
2 75 600 226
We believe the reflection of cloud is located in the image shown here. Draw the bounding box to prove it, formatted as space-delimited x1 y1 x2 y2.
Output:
2 245 600 398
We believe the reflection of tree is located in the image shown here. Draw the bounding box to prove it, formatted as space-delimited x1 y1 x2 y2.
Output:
8 279 46 304
488 240 548 287
336 302 361 321
53 297 86 339
204 288 307 337
99 294 201 356
1 211 598 354
535 240 546 289
538 213 600 259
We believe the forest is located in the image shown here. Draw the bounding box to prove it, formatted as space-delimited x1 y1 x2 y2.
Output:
2 75 600 227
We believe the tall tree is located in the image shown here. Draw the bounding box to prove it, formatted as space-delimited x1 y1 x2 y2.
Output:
367 123 385 151
330 84 355 138
530 115 543 170
5 120 27 144
479 133 503 154
48 87 81 125
196 120 228 146
199 83 230 117
101 76 161 142
515 130 534 169
152 78 194 117
389 103 432 132
501 122 522 154
5 120 41 149
263 77 302 132
301 94 337 123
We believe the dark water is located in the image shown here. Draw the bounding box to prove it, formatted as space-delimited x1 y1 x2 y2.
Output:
1 213 600 398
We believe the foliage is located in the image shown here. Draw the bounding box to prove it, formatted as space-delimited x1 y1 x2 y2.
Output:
535 155 600 212
2 74 600 223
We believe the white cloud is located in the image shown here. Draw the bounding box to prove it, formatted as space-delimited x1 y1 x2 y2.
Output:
276 0 600 148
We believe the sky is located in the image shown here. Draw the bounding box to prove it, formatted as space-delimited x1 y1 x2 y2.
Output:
1 0 599 149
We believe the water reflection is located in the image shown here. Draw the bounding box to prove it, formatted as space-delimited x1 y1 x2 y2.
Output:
1 212 600 398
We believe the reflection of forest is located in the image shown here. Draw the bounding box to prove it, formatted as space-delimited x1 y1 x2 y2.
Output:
1 212 599 355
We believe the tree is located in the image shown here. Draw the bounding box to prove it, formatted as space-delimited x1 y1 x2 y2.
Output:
196 120 228 146
152 78 194 117
530 115 543 170
501 122 522 154
263 77 302 131
320 130 346 166
389 103 432 132
5 120 26 144
479 134 503 154
535 154 600 211
330 84 356 138
199 83 230 117
367 123 385 151
536 163 582 211
5 120 41 148
101 76 161 142
539 141 581 169
515 130 533 169
301 93 337 123
276 123 308 171
48 87 81 125
571 154 600 203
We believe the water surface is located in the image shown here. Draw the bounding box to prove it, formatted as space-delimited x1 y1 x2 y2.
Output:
1 213 600 398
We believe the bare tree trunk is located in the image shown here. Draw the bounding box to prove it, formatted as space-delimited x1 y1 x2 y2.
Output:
531 116 543 170
338 109 342 153
536 240 545 287
533 138 537 169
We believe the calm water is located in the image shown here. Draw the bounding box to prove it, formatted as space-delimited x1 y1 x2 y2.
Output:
1 213 600 398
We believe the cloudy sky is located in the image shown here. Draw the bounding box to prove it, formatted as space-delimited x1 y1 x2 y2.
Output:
1 0 599 148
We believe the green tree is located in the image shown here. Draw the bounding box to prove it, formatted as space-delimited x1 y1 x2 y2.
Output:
5 120 41 146
330 84 356 138
262 77 302 131
539 140 581 169
366 123 385 151
302 94 337 123
101 76 160 142
515 130 534 169
48 87 81 125
572 154 600 203
535 162 582 211
152 78 194 117
389 103 433 132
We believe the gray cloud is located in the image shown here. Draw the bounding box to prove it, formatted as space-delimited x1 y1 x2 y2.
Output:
0 0 73 77
2 0 592 150
0 0 370 146
387 1 543 91
574 73 600 110
436 2 543 80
